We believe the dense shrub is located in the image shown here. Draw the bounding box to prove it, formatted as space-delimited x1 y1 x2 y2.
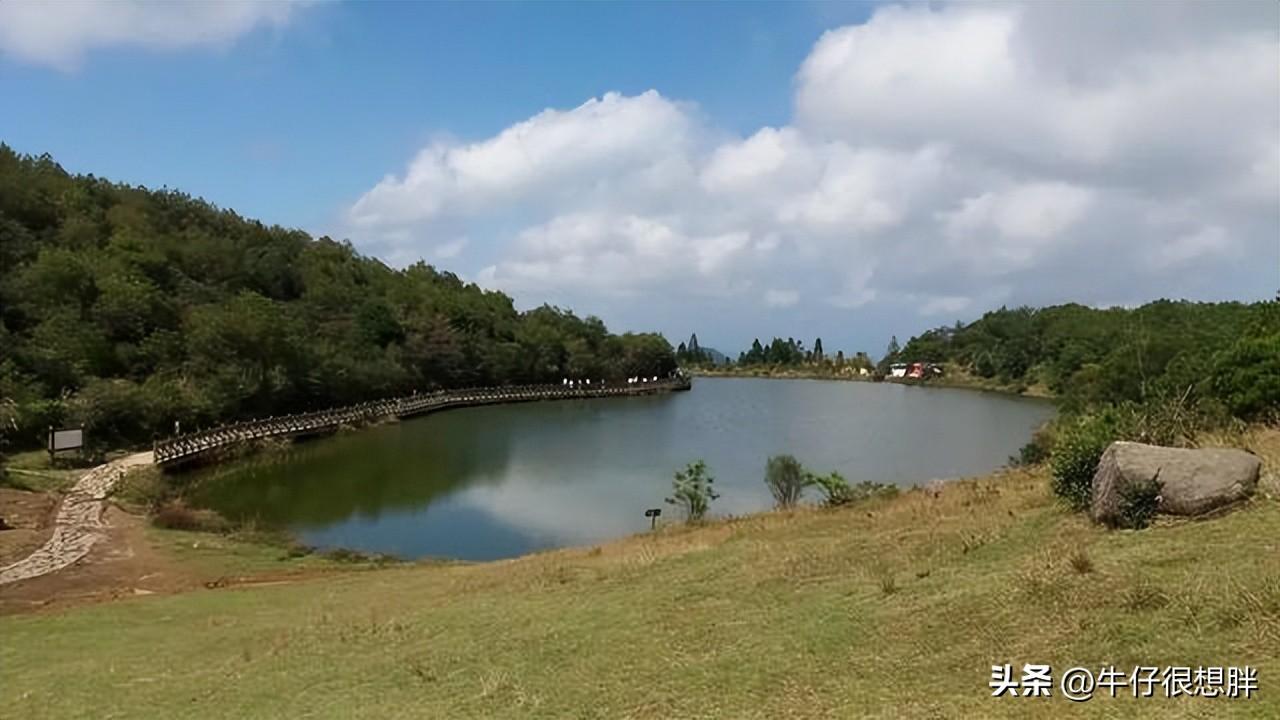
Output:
1211 333 1280 422
1049 412 1121 511
1113 475 1162 530
152 499 229 533
1010 424 1055 467
764 454 808 508
808 471 852 506
849 480 900 503
665 460 718 521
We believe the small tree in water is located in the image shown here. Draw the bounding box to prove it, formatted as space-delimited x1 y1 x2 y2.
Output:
666 460 718 522
765 454 809 508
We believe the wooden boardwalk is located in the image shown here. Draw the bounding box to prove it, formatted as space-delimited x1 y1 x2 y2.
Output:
154 377 691 466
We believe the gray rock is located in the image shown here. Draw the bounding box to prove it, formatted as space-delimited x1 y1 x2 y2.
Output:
1091 441 1261 524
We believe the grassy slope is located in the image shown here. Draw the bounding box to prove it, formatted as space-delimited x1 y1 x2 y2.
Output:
2 433 1278 719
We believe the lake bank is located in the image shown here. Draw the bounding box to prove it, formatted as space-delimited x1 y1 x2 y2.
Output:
691 365 1055 398
3 427 1277 717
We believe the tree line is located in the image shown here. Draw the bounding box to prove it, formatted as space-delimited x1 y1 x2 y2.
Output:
886 300 1279 421
0 147 676 454
729 336 873 372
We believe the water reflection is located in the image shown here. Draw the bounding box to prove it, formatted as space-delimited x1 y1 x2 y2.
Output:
187 378 1054 560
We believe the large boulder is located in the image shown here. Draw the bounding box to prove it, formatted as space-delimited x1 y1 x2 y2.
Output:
1091 441 1261 524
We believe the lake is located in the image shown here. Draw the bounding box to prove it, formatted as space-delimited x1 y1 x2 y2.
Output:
189 377 1054 561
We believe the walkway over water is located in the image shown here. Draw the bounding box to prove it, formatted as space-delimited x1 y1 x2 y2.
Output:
154 377 692 466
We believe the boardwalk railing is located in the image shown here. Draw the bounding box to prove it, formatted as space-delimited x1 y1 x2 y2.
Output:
153 376 691 466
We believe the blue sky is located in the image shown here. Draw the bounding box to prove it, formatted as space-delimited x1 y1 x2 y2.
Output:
2 1 1276 357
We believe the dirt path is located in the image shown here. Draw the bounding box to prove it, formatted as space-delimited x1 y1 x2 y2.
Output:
0 504 208 614
0 452 153 586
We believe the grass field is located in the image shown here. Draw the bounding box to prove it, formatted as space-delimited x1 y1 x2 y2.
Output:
2 431 1277 718
1 450 87 493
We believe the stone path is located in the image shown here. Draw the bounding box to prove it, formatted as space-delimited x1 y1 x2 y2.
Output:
0 452 153 585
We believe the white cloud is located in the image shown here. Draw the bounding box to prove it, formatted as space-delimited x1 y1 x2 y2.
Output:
764 289 799 308
918 295 973 317
349 91 700 234
476 213 755 299
0 0 311 71
776 144 947 237
939 182 1095 274
346 1 1279 345
943 183 1094 242
432 237 469 259
1158 226 1233 268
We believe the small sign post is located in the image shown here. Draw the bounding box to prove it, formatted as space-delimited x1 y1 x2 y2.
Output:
644 507 662 530
47 426 85 463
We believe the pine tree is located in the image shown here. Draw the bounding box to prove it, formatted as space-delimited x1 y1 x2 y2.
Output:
813 337 824 362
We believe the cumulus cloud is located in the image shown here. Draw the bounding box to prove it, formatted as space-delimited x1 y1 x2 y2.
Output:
764 289 800 308
346 1 1279 346
432 237 469 260
349 91 701 232
0 0 310 71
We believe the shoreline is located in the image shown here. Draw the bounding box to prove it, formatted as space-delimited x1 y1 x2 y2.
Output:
689 367 1055 399
1 372 1054 604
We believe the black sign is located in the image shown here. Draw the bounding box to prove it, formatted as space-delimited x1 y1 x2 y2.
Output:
644 508 662 518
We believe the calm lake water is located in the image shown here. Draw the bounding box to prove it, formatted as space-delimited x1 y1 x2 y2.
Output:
189 378 1053 561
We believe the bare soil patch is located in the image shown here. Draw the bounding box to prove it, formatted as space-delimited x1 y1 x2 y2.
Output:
0 505 200 614
0 488 58 566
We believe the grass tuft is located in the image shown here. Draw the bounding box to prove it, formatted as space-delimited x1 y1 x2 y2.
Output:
1068 548 1094 575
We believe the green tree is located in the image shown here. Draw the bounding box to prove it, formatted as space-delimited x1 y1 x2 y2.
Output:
666 460 718 521
886 335 901 358
764 454 809 508
1210 333 1280 421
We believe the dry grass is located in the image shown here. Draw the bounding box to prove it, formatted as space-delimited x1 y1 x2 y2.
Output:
2 430 1279 718
1069 548 1095 575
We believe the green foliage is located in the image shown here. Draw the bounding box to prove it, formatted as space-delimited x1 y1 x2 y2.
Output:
807 470 851 506
666 460 718 522
895 300 1278 415
0 397 15 480
1010 425 1054 467
764 454 808 508
808 470 898 507
1114 475 1162 531
0 146 677 450
848 480 899 503
1210 332 1280 422
675 332 714 366
1049 413 1120 511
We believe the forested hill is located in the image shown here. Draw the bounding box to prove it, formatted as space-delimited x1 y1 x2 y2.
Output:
889 301 1279 419
0 146 676 450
